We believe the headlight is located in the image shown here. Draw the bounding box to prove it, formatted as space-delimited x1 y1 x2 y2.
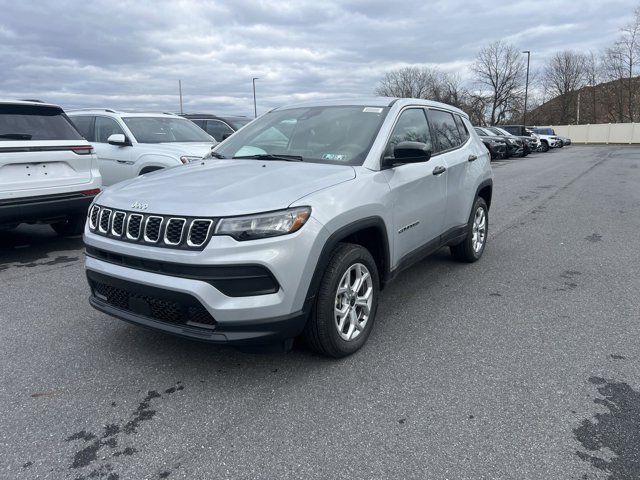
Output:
180 155 202 164
215 207 311 241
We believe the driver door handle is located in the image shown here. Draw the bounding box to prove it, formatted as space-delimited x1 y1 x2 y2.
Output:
468 154 477 162
432 165 447 176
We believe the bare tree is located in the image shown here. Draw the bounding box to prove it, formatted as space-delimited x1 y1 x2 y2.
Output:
542 50 587 123
602 6 640 121
471 41 525 125
583 51 602 123
374 66 440 98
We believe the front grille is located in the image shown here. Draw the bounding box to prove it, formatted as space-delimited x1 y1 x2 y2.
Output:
165 218 185 245
99 209 111 233
89 205 100 229
111 212 126 236
89 205 216 250
91 279 216 328
144 216 162 243
188 219 213 247
126 214 143 240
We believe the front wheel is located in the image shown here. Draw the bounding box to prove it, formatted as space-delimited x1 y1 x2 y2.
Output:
450 197 488 263
539 142 549 152
304 243 380 358
51 214 86 236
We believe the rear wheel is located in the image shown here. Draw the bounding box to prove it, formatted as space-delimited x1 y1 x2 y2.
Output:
304 243 379 358
450 197 488 263
51 214 86 236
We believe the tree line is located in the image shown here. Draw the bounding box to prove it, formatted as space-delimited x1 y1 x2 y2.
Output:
374 5 640 126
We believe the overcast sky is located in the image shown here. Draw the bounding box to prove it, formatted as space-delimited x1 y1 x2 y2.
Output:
0 0 637 116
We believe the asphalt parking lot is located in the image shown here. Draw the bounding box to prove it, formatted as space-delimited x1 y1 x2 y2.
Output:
1 145 639 480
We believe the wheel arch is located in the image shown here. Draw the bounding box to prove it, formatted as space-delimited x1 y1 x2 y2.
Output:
303 216 391 314
475 179 493 211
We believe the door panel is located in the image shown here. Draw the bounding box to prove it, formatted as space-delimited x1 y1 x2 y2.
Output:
92 116 132 186
382 108 447 264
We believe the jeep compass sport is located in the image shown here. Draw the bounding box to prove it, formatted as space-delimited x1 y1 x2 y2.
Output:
84 98 493 357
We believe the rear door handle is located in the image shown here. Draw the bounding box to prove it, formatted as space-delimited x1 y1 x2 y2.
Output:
432 166 447 176
116 160 128 164
468 154 477 162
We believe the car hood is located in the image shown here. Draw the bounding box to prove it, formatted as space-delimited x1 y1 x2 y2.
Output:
97 160 356 217
139 142 216 157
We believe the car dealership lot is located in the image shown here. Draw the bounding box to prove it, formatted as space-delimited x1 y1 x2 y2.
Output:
1 146 639 479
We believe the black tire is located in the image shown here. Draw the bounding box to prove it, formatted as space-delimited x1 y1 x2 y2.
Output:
51 214 86 236
303 243 380 358
450 197 488 263
539 141 549 152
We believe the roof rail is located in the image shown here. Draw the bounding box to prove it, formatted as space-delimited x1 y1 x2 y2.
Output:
66 108 117 113
19 98 45 103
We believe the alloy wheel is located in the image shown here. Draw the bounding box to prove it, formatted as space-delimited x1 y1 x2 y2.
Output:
334 263 373 341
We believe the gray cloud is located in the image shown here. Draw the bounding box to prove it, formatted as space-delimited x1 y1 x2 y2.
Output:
0 0 637 115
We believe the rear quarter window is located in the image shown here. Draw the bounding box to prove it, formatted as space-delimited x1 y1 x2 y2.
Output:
428 110 462 152
0 104 84 141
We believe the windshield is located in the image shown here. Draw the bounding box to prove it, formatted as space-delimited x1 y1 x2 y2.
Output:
489 127 511 136
534 128 555 135
122 117 214 143
475 127 496 136
228 118 251 130
213 105 389 165
0 104 83 141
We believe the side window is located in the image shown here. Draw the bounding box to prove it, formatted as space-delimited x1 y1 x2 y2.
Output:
95 116 125 143
191 119 206 129
206 120 234 141
71 116 95 141
428 110 462 152
454 115 469 143
385 108 432 158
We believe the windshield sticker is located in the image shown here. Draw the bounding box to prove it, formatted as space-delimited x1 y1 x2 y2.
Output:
363 107 383 113
322 153 348 161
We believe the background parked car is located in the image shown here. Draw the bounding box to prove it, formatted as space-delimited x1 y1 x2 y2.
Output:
69 110 216 185
181 114 251 141
531 127 562 150
0 100 101 235
473 128 508 160
488 126 539 153
475 126 525 157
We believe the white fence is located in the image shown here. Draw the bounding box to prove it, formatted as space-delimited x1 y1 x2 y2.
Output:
538 123 640 144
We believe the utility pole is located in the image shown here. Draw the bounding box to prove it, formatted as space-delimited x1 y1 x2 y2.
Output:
252 77 259 118
576 91 581 124
179 80 183 114
522 51 530 126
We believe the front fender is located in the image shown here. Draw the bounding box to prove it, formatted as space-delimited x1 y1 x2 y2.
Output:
134 153 182 175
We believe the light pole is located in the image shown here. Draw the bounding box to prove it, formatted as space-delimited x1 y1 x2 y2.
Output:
252 77 259 118
522 51 530 126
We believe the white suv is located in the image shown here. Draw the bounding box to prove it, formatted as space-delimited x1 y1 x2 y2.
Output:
0 100 101 235
68 110 217 186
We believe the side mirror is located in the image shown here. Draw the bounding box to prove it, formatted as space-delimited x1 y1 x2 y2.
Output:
383 141 431 167
221 132 233 140
107 133 129 146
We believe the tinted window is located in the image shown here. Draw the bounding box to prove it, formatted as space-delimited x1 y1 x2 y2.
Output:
0 104 83 141
385 108 432 158
191 119 206 129
428 110 461 152
122 117 214 143
70 116 94 141
214 106 388 166
95 116 125 143
454 115 470 142
205 120 234 141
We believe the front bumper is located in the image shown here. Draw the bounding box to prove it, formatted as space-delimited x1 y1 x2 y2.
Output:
0 190 97 225
84 216 327 344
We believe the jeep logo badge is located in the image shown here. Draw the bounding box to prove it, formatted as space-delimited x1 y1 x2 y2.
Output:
130 202 148 211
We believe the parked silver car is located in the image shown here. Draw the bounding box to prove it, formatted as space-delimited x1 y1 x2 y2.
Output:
83 97 493 357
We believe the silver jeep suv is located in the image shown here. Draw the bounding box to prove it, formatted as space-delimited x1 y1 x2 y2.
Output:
84 97 493 357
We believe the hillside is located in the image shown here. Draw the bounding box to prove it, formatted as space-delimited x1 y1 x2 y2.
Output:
528 76 640 125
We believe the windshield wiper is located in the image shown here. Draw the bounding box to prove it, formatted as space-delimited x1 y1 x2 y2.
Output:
233 154 303 162
0 133 33 140
208 151 228 159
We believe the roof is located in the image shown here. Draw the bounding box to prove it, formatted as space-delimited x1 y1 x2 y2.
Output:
270 96 469 118
66 109 181 117
181 114 249 120
0 99 61 108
